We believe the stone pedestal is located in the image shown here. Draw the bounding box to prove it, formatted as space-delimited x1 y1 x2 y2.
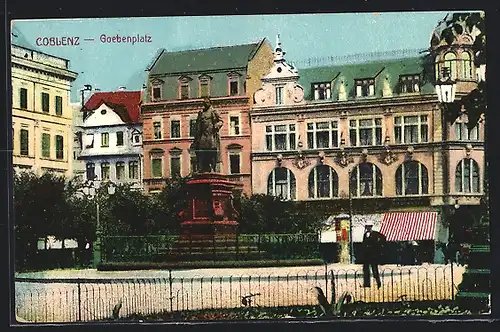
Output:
168 172 243 261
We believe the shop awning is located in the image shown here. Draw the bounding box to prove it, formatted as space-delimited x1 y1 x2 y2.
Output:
379 212 438 242
320 214 384 243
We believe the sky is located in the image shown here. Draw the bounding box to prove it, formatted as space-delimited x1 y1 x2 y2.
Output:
11 11 462 103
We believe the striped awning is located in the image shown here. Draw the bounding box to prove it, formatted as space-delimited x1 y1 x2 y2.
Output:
379 212 438 242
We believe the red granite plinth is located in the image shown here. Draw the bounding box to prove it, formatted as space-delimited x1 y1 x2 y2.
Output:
168 172 242 261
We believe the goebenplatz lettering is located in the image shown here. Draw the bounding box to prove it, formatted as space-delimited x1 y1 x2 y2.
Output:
34 34 152 47
99 34 152 45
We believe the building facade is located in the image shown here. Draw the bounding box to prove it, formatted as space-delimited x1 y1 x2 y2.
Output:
11 44 78 177
78 91 143 189
251 32 484 262
141 39 274 194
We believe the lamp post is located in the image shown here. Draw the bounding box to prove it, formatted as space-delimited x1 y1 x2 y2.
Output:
348 167 354 264
82 178 115 267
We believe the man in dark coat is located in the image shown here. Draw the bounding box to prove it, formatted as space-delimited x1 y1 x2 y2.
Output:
362 220 386 288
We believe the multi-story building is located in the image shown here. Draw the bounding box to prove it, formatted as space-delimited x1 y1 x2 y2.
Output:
141 39 274 194
251 30 484 262
78 90 143 189
11 44 78 176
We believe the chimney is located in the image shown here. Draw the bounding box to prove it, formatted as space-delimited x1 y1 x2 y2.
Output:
118 86 126 91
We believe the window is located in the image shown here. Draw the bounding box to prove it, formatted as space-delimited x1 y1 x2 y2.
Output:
41 133 50 158
170 120 181 138
276 86 284 105
308 165 338 199
129 161 139 179
55 96 63 116
396 161 428 195
313 82 331 100
152 86 161 100
101 162 110 180
267 167 296 200
153 121 162 139
349 118 382 146
133 133 141 144
229 76 239 96
307 121 338 149
20 88 28 109
355 79 375 97
265 124 296 151
455 159 480 193
55 135 64 159
400 75 420 93
116 131 124 146
20 129 29 156
394 115 428 144
229 151 241 174
229 116 240 136
180 83 189 99
443 52 457 80
85 134 94 148
116 161 125 180
170 155 181 178
101 133 109 147
189 118 197 138
86 162 95 181
151 157 163 178
41 92 50 112
200 78 210 97
350 163 383 197
461 52 473 79
455 120 480 141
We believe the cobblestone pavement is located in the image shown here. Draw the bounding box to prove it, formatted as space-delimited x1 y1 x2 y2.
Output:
14 263 465 323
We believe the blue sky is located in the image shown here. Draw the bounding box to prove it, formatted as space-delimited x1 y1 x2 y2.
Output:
11 11 460 102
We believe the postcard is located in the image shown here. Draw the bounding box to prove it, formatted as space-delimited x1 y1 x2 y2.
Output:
10 11 490 324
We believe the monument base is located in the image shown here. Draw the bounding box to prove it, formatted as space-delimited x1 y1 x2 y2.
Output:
167 172 244 261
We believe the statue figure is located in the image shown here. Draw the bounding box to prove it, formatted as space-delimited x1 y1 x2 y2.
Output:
191 97 223 173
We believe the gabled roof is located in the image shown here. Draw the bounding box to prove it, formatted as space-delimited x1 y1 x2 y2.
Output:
149 41 264 75
298 56 435 100
83 91 142 123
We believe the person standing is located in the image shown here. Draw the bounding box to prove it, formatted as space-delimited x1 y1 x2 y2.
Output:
362 220 386 288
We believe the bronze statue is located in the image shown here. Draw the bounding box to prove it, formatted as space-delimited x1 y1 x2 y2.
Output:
191 97 223 173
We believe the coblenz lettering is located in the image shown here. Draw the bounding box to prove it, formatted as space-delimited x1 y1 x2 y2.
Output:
99 33 152 45
35 36 80 46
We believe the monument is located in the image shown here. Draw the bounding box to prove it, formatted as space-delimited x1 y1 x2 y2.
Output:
169 98 242 261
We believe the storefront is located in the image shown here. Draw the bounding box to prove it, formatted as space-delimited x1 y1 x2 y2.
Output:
320 211 446 265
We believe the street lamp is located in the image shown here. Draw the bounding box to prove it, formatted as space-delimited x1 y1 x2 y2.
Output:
82 178 115 267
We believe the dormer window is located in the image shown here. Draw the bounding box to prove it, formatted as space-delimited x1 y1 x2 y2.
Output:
400 75 420 93
150 78 164 102
178 76 192 100
199 75 211 97
355 79 375 97
228 73 240 96
313 82 331 100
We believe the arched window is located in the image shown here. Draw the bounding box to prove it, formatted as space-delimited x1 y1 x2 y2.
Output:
308 165 338 199
443 52 457 80
461 52 473 79
349 163 382 197
455 159 480 193
396 161 429 195
267 167 296 200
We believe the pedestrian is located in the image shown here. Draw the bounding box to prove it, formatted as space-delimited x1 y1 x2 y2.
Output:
362 220 386 288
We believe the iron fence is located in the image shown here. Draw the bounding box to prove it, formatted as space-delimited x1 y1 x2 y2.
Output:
14 264 459 323
102 233 320 262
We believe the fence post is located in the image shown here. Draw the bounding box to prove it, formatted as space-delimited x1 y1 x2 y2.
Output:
77 281 82 322
168 269 174 312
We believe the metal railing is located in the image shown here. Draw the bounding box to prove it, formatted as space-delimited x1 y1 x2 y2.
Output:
14 264 458 323
102 233 321 262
